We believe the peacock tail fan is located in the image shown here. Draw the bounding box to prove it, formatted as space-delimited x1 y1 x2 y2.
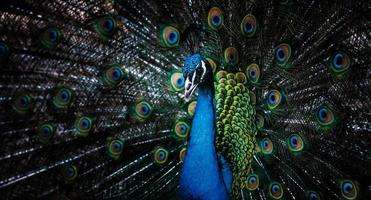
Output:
0 0 370 200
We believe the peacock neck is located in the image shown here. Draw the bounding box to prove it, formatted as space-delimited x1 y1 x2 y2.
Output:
188 64 216 146
189 84 215 146
180 71 229 199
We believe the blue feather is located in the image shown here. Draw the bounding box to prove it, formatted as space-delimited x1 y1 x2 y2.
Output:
179 87 229 200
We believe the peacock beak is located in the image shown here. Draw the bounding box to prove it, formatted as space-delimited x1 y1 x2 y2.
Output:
184 60 207 102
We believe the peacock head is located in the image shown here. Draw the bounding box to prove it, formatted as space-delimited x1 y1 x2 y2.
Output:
183 53 209 102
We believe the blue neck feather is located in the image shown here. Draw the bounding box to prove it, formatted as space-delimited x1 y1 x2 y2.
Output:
179 77 229 200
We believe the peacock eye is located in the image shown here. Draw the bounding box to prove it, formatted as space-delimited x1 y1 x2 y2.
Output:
169 70 184 92
274 43 291 68
12 94 32 114
307 191 320 200
173 120 190 140
246 63 260 84
53 87 73 109
161 26 180 47
40 27 62 48
224 47 239 65
132 100 153 121
95 17 117 38
329 51 351 78
63 165 78 181
103 64 124 87
341 180 357 200
153 146 169 165
246 174 259 191
332 52 349 70
269 182 283 199
37 123 55 143
266 89 283 110
315 104 337 129
107 138 124 159
208 7 223 30
287 133 304 154
241 14 257 37
260 137 273 155
75 116 93 137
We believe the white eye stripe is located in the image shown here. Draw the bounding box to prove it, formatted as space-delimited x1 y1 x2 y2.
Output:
185 78 190 88
200 60 206 80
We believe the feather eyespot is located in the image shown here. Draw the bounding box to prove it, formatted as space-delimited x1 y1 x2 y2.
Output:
287 133 304 153
37 123 55 143
173 121 190 140
63 165 78 181
329 51 351 78
75 116 93 136
332 52 350 70
241 14 257 37
12 94 32 114
53 87 73 109
341 180 358 200
266 89 284 110
103 64 124 87
208 7 223 30
136 101 152 118
107 138 124 159
269 182 283 199
307 191 321 200
274 43 291 68
169 70 184 92
132 100 153 121
315 104 337 129
40 27 62 48
95 17 117 37
161 26 180 47
246 174 259 191
260 138 273 155
153 147 169 165
246 64 260 84
224 47 239 65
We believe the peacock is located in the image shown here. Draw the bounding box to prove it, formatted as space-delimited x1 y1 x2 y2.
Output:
0 0 370 199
